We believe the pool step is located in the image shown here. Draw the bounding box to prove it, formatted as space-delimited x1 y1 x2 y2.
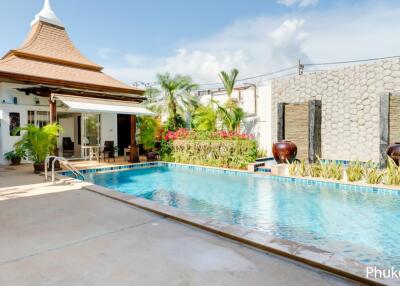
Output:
255 166 272 173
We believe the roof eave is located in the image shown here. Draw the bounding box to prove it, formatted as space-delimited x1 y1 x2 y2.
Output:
0 70 145 97
4 50 103 71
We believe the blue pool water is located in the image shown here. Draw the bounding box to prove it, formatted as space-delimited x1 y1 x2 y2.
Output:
84 165 400 269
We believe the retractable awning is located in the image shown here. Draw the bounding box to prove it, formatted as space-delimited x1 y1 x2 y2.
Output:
53 95 156 116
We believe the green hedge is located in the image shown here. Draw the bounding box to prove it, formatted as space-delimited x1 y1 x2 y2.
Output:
167 139 257 169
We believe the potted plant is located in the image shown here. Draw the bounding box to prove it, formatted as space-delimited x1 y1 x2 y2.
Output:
14 123 63 173
4 147 26 165
138 116 160 160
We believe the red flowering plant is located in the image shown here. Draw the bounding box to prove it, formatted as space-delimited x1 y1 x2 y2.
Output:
162 128 254 141
160 129 257 168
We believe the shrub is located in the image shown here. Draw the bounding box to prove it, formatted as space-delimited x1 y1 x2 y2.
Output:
14 123 63 164
4 147 26 162
346 161 364 182
192 105 217 132
298 159 308 177
160 129 257 169
385 157 400 185
138 116 160 151
364 162 384 185
320 160 343 180
320 162 331 179
287 161 298 176
309 163 322 177
330 163 343 180
160 140 173 162
257 148 268 158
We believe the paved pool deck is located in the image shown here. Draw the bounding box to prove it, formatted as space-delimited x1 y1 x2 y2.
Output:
0 166 354 286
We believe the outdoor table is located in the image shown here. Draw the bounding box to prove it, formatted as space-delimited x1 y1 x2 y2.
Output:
82 145 101 162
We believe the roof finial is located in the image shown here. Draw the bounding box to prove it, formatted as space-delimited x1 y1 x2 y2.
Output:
31 0 64 28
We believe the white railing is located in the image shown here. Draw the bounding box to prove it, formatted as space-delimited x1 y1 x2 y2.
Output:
44 156 85 183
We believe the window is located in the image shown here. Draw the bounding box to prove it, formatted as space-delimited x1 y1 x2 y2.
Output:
37 111 50 128
9 112 20 136
27 111 50 128
28 111 35 125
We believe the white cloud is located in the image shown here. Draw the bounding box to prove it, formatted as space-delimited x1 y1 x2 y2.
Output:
97 48 113 60
105 17 308 84
277 0 319 7
103 2 400 86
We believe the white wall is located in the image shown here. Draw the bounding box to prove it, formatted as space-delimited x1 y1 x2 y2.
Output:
0 83 49 164
60 117 75 141
101 113 118 147
240 82 272 155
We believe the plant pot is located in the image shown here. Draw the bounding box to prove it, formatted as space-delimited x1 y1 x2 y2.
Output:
33 160 61 174
387 143 400 165
33 163 45 174
10 158 21 165
272 140 298 164
146 152 157 160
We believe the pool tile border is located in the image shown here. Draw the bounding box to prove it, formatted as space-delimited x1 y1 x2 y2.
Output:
82 181 393 286
60 161 400 194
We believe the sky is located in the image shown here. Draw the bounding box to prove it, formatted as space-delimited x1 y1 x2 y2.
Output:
0 0 400 86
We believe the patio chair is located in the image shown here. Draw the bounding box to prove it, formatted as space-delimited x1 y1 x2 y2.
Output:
102 141 116 162
62 137 74 158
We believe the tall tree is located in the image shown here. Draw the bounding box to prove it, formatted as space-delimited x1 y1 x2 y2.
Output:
146 73 199 130
217 68 245 131
219 68 239 98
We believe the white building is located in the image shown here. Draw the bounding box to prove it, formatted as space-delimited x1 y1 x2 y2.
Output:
197 81 273 155
0 0 153 165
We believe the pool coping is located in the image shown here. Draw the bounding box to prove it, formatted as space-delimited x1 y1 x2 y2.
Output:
273 174 400 193
57 162 399 286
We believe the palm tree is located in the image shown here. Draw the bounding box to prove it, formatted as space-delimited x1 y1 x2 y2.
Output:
217 68 245 131
219 68 239 98
138 116 160 151
147 73 199 130
214 100 245 132
192 105 217 132
14 123 63 164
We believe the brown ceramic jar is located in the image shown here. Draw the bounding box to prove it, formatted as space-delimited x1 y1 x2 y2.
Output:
387 143 400 165
272 140 298 164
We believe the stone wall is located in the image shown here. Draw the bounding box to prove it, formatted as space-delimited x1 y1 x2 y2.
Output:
271 58 400 162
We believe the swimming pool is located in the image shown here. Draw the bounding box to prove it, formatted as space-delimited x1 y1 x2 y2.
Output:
77 163 400 270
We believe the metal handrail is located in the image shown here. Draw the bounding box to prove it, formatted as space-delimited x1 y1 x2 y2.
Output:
45 156 85 183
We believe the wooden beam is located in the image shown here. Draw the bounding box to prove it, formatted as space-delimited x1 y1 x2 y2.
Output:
129 115 140 163
17 86 146 102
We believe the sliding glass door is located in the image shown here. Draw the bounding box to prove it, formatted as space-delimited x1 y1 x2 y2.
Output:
81 113 101 160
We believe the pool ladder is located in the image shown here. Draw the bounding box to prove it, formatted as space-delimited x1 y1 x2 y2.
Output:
44 156 85 184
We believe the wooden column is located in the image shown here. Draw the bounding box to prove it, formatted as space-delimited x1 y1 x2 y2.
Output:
277 103 286 141
379 93 390 168
129 115 140 163
49 94 57 124
48 92 59 157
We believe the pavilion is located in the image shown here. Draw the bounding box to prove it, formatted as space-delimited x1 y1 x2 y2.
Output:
0 0 154 164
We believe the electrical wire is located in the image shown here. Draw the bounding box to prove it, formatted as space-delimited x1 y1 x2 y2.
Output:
196 55 400 88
